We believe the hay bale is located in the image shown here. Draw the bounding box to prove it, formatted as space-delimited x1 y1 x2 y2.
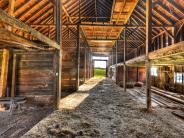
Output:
135 82 144 87
126 82 135 88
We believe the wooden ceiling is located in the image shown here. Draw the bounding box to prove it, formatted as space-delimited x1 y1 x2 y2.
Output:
0 0 183 54
81 0 138 50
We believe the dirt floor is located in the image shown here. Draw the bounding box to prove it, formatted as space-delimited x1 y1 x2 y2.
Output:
21 78 184 138
0 104 53 138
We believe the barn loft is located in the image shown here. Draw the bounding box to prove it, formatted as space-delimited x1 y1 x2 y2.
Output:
0 0 184 137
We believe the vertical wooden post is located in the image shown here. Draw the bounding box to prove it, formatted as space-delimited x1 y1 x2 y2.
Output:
89 52 92 78
84 42 87 82
10 54 16 97
0 49 9 97
146 0 152 112
88 50 90 79
112 48 114 65
56 0 62 109
90 51 91 78
88 52 90 79
8 0 15 16
76 24 80 90
161 34 164 48
136 67 139 82
166 33 169 47
88 48 90 79
106 60 108 77
7 0 15 31
172 27 175 45
123 28 127 92
0 1 15 97
157 37 160 49
115 41 118 83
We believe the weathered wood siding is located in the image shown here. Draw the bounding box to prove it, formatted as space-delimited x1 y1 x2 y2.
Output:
0 51 2 91
61 40 86 92
151 65 184 94
110 65 183 94
111 65 146 84
62 48 77 91
15 51 56 96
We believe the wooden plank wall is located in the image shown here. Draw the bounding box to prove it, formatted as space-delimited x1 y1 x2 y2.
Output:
80 52 85 85
62 40 86 92
15 51 56 96
151 65 184 94
0 51 3 91
115 66 146 84
62 47 77 92
109 65 184 94
0 47 87 99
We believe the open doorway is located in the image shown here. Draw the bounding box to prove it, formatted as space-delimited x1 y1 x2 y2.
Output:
93 56 108 78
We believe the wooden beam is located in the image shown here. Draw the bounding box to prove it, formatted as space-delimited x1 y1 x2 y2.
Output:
8 0 15 16
84 42 87 82
88 49 90 79
6 49 13 97
87 38 142 42
115 41 118 83
76 24 80 90
124 41 184 66
0 49 9 97
7 0 15 31
123 29 127 92
0 29 45 50
111 49 113 65
55 0 62 109
0 8 60 49
10 54 16 97
79 23 173 28
162 27 174 39
145 0 152 112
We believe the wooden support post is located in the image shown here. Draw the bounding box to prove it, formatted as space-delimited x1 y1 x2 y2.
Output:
7 0 15 31
0 49 10 97
157 37 160 49
55 0 62 109
0 49 15 97
146 0 152 112
88 50 90 79
88 51 91 79
90 51 91 78
166 33 169 47
112 48 114 65
172 27 175 44
115 41 118 83
90 53 92 78
76 23 80 90
106 60 108 77
89 52 92 78
161 34 164 48
8 0 15 16
88 48 90 79
136 67 139 82
123 29 127 92
84 43 87 82
10 54 16 97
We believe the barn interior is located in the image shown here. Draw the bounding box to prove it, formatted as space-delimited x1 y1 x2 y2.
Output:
0 0 184 137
